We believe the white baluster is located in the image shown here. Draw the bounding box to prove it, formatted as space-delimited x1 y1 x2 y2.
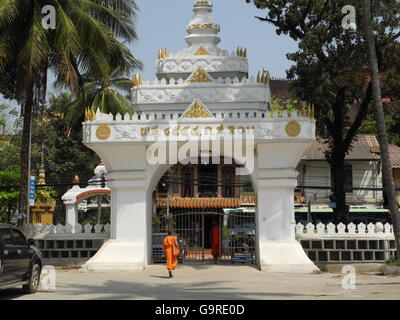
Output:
306 223 315 234
296 223 304 234
357 223 366 235
316 223 325 234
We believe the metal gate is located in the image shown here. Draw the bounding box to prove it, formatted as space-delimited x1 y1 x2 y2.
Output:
152 209 256 264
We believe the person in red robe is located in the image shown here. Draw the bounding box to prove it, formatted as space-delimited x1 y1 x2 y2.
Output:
162 230 180 278
211 221 220 261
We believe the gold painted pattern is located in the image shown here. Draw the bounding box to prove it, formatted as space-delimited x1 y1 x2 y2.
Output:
186 67 214 83
96 124 111 140
182 100 213 118
285 121 302 137
194 46 210 56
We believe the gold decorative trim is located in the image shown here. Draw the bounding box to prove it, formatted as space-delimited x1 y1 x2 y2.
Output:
285 121 302 137
189 24 220 31
85 107 96 121
194 46 210 56
182 100 214 118
96 124 111 140
186 67 214 83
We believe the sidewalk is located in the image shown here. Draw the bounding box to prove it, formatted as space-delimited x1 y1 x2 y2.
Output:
1 264 400 300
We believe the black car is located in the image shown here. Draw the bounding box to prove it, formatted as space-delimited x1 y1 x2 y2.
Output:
0 224 42 293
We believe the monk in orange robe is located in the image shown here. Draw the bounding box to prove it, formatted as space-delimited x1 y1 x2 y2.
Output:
162 230 180 278
211 221 220 261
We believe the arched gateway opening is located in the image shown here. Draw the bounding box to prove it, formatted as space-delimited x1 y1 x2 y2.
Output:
152 160 257 264
80 0 320 273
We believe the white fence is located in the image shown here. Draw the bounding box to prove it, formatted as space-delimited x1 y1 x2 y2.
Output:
296 222 394 239
23 223 111 240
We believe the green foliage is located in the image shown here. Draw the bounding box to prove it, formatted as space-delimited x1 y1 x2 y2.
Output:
386 259 400 266
359 102 400 145
0 168 20 223
30 93 101 222
66 70 134 128
0 0 142 102
270 97 300 116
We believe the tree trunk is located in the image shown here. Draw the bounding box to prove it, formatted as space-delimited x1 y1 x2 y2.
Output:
18 82 34 229
331 146 349 224
362 0 400 260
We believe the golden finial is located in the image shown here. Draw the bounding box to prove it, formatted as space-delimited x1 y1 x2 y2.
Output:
236 46 240 56
244 48 247 57
300 101 307 117
165 48 169 58
263 71 270 84
85 107 96 121
257 71 261 83
261 71 265 83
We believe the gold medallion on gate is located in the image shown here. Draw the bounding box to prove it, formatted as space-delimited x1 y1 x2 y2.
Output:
285 121 301 137
96 124 111 140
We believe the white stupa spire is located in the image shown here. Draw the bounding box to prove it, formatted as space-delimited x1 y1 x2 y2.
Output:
185 0 221 48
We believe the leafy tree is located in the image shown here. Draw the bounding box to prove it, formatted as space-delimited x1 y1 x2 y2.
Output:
31 93 101 223
0 0 141 224
66 69 134 128
0 168 20 223
245 0 400 223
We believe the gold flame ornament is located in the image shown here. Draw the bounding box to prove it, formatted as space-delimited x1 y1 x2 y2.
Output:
132 74 143 87
257 70 270 84
85 107 96 121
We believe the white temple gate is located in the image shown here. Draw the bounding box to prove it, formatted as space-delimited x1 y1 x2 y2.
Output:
80 0 319 273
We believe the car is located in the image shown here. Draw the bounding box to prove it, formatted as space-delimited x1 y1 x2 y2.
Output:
0 223 43 294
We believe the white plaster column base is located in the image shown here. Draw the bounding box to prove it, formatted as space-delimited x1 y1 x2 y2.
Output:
259 240 320 274
80 239 145 272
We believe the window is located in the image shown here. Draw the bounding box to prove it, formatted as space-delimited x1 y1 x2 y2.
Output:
198 165 218 197
181 166 193 197
239 175 254 193
0 229 14 245
223 167 236 197
158 175 168 194
11 229 28 246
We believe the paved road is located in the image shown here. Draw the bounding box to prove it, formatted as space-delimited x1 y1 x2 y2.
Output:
1 264 400 300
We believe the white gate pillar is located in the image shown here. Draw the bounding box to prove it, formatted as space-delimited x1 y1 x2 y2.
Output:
256 143 319 273
65 204 78 227
82 171 148 272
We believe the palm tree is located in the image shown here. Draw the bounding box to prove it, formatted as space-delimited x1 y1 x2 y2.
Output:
362 0 400 260
0 0 142 224
66 69 135 128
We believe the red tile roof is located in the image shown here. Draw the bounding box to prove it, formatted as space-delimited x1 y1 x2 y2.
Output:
156 197 241 209
303 134 381 160
389 144 400 169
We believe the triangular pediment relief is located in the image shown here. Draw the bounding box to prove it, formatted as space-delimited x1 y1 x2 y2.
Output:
180 98 215 119
194 46 210 56
186 67 214 83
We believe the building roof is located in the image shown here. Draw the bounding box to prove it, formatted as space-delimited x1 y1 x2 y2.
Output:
303 134 381 161
389 144 400 169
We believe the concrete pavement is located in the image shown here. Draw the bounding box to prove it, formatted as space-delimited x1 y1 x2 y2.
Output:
1 264 400 300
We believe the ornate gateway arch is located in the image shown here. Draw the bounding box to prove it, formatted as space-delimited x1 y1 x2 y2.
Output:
80 1 319 273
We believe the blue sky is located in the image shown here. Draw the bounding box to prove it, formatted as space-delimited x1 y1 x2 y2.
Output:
133 0 297 80
1 0 298 109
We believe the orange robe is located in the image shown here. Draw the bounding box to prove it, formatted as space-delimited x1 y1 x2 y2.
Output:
162 235 179 271
211 226 220 256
